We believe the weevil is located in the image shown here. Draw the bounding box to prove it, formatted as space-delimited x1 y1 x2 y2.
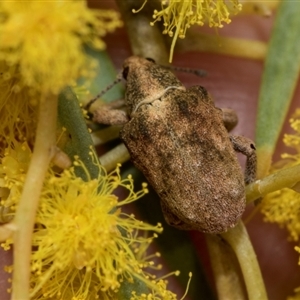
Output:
91 56 257 233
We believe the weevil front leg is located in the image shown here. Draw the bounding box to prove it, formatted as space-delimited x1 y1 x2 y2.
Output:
220 109 256 183
221 108 238 132
92 99 129 125
230 135 257 184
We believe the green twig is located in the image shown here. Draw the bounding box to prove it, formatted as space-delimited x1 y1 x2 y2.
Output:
246 163 300 203
12 94 58 300
91 125 121 146
221 221 267 300
206 234 247 300
99 143 130 172
116 0 169 64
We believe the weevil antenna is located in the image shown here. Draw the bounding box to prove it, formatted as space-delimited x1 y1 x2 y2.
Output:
85 73 122 111
162 65 207 77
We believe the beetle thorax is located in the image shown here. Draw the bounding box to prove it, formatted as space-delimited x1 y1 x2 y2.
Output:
123 56 183 114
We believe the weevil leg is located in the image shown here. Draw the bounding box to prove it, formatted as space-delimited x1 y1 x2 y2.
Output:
92 99 129 125
230 135 257 184
221 108 238 132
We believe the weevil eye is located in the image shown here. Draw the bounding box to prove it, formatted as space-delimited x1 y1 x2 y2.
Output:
122 66 129 80
146 57 155 63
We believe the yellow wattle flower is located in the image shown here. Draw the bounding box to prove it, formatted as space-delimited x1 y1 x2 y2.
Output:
283 109 300 157
0 63 38 149
0 0 122 149
137 0 242 61
0 140 187 299
0 146 187 299
0 141 31 223
29 157 164 299
261 109 300 241
261 109 300 299
0 0 122 94
261 188 300 242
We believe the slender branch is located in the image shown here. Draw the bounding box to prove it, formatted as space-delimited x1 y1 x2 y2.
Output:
99 143 130 172
11 94 58 300
91 125 121 146
205 234 247 300
116 0 169 64
221 221 267 300
246 163 300 203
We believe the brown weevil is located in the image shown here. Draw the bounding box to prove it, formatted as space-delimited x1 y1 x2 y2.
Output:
91 56 257 234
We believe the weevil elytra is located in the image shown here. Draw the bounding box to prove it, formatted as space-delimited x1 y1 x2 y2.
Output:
91 56 257 234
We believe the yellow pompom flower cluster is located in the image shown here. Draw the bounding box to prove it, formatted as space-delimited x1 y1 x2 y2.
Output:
261 109 300 241
0 0 122 94
0 141 31 224
283 109 300 161
261 188 300 241
131 272 191 300
261 109 300 299
0 0 122 149
29 164 161 299
0 144 188 299
152 0 242 34
254 109 300 300
135 0 242 61
0 64 38 148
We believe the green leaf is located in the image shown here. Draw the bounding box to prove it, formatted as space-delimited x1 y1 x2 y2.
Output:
117 276 149 299
57 87 101 180
255 1 300 176
57 48 125 181
81 48 124 103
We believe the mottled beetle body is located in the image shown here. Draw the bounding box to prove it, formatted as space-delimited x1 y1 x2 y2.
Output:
92 56 257 233
119 56 247 234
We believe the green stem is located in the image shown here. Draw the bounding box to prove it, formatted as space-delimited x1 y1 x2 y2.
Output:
206 234 247 300
12 94 58 300
57 87 101 180
91 125 121 146
116 0 169 64
246 163 300 203
99 144 130 172
221 221 267 300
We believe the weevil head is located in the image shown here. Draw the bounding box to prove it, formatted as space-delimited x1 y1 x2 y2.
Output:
122 56 183 114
